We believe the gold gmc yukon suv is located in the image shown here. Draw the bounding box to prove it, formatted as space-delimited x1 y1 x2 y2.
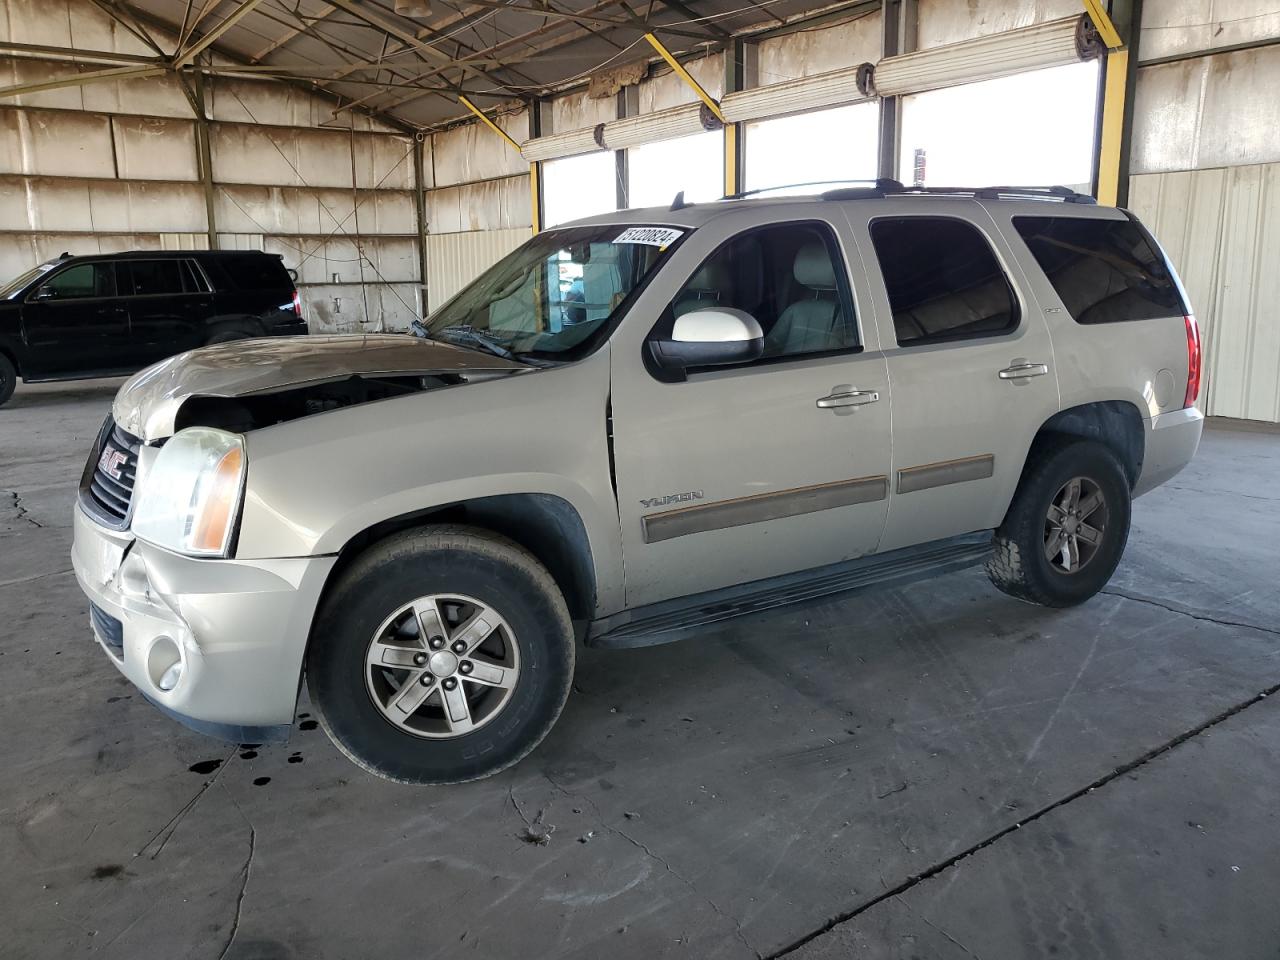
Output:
72 183 1203 783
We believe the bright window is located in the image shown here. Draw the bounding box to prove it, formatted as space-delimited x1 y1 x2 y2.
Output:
542 151 617 227
628 130 724 208
898 61 1099 189
744 102 879 194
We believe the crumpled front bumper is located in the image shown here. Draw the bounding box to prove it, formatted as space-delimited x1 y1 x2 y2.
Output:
71 505 336 743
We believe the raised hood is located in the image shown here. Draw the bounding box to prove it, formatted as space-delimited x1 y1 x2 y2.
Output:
114 334 524 441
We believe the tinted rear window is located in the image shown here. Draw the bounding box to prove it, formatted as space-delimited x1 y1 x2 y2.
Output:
127 260 186 296
1013 216 1186 324
207 255 293 292
869 216 1019 346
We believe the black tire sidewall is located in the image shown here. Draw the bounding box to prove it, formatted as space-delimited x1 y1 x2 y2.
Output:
1014 442 1131 605
307 538 573 784
0 354 15 407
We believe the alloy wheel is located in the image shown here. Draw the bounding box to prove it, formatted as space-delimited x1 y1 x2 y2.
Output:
1044 476 1108 574
364 593 520 739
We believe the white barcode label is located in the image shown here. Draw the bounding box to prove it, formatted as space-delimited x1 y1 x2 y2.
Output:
613 226 684 248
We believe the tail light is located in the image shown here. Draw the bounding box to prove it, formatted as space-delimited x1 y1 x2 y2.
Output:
291 290 302 318
1183 314 1201 409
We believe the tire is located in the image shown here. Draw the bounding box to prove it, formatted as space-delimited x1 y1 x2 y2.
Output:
306 525 574 784
0 353 14 408
987 437 1131 608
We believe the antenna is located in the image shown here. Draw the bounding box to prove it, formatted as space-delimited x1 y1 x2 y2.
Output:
669 191 691 211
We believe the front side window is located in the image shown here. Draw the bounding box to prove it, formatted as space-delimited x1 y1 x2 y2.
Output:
127 260 186 296
869 217 1018 346
420 224 680 362
1013 216 1186 324
654 221 858 366
36 262 116 300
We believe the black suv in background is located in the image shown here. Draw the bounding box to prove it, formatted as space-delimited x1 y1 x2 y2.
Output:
0 250 306 406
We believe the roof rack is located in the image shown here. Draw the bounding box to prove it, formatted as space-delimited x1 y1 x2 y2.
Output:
821 180 1096 204
725 179 893 200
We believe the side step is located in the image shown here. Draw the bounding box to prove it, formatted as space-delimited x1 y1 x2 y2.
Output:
586 531 994 649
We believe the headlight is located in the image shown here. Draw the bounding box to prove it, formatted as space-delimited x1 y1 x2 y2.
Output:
132 428 246 558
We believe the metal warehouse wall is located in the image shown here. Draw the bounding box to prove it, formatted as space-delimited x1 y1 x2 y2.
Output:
1129 3 1280 423
0 0 423 333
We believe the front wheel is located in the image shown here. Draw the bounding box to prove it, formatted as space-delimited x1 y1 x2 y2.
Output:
307 526 575 784
987 438 1132 607
0 353 15 408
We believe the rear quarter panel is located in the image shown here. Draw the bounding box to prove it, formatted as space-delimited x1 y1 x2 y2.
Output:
984 204 1191 422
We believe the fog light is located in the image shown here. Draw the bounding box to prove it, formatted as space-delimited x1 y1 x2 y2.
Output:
158 661 183 692
147 636 183 693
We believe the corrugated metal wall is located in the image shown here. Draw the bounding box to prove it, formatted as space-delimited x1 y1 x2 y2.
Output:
0 0 423 334
1129 164 1280 423
425 228 531 312
1130 9 1280 423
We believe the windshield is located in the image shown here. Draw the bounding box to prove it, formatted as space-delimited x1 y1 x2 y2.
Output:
1 261 58 300
418 224 684 362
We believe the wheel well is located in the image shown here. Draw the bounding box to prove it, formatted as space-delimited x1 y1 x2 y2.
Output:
321 494 598 623
0 345 19 375
206 317 265 340
1031 401 1144 488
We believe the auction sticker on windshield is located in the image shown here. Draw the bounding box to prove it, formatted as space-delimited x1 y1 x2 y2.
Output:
613 226 684 249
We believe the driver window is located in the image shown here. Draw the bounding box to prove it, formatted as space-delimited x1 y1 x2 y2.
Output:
662 222 859 361
37 262 116 300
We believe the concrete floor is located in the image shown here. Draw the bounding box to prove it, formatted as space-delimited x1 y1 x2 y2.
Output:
3 379 1279 960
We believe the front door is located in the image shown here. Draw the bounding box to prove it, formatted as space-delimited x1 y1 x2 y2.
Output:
610 213 893 608
123 259 212 365
850 203 1061 553
21 261 131 377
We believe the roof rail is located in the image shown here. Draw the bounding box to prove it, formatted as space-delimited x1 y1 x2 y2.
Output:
727 179 894 200
820 181 1096 204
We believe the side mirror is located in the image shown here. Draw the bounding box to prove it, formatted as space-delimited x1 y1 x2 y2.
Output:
32 288 57 301
650 308 764 378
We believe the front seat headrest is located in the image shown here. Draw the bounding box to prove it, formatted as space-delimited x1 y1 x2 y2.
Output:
793 242 837 291
685 260 729 294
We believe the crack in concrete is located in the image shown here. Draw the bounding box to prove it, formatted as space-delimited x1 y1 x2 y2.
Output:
1100 588 1280 638
4 490 43 529
896 897 984 960
0 568 72 588
135 748 236 860
766 677 1280 958
217 819 256 960
543 774 762 960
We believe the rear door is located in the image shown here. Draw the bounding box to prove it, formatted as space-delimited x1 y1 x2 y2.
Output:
609 211 894 608
849 201 1061 552
124 258 212 364
21 261 131 377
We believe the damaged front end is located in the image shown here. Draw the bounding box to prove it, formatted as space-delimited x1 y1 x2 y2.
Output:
113 333 528 441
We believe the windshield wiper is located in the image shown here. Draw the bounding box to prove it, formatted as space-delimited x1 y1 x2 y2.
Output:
432 326 518 360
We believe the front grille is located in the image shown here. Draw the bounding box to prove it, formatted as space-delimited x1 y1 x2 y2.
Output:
80 418 141 529
90 603 124 653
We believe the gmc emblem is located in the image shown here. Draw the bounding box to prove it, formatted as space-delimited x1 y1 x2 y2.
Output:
98 447 128 481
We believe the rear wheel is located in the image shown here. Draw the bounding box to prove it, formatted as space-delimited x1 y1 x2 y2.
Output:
205 325 257 346
306 526 574 784
987 438 1131 607
0 354 14 408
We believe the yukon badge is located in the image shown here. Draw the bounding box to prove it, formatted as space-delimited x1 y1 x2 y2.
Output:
640 490 704 509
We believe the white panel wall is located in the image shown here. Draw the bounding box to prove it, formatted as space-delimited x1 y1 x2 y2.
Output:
1130 163 1280 423
425 228 530 312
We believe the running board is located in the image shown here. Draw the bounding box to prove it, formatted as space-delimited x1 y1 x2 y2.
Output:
586 531 994 649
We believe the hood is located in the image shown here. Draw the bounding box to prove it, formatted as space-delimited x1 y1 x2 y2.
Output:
114 334 524 441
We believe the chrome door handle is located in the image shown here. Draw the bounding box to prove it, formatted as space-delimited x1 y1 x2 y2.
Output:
998 360 1049 380
816 389 880 409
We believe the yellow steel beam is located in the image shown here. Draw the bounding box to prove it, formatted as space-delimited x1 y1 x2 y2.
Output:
1081 0 1124 50
0 64 165 99
1095 47 1128 206
723 121 739 197
643 32 726 124
459 95 522 152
